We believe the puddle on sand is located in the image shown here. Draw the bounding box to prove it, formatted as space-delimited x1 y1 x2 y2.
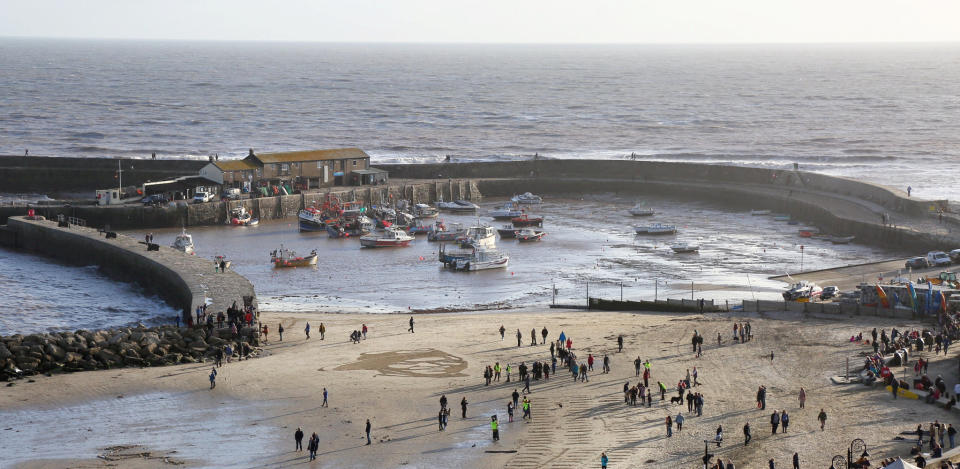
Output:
0 390 278 468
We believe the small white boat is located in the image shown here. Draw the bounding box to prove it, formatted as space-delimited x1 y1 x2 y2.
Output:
511 192 543 204
827 235 856 244
635 223 677 235
490 202 524 220
360 227 415 248
171 229 195 254
437 198 479 212
444 248 510 271
516 228 546 242
459 225 498 249
670 243 700 253
750 209 771 216
628 203 655 217
413 203 439 219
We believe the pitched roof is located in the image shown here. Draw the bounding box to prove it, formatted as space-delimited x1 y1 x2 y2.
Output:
254 148 369 164
213 159 259 171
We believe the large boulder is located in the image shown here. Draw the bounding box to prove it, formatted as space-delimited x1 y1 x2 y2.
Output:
0 344 12 360
95 349 121 365
107 332 129 346
45 343 66 361
64 352 83 363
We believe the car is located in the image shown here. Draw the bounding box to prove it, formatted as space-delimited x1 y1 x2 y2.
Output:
193 192 215 204
906 257 930 269
223 188 242 200
927 251 952 267
820 286 840 300
950 249 960 264
141 194 168 206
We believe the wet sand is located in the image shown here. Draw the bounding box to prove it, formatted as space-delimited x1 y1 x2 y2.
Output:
4 309 956 468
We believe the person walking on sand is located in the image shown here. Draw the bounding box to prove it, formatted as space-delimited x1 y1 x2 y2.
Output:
461 396 468 418
676 412 685 432
500 325 505 340
793 452 799 469
440 394 448 410
522 397 531 420
513 389 520 408
294 427 304 451
305 322 310 339
318 322 325 340
618 334 624 352
818 409 827 431
601 452 609 469
507 401 514 422
743 421 752 445
408 316 414 333
362 324 368 339
365 419 372 445
322 387 328 407
308 432 318 460
491 415 499 441
209 367 217 389
770 410 780 434
494 362 501 381
531 328 537 346
635 356 642 376
798 387 805 409
517 329 522 348
781 410 790 433
278 323 284 341
666 415 673 437
541 326 548 344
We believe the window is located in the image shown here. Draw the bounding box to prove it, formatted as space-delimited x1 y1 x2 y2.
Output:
317 161 323 169
352 160 357 167
281 164 290 174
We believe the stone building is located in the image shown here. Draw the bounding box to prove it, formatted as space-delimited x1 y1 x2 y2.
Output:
205 148 385 191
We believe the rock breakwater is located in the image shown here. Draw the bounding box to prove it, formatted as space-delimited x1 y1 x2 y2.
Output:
0 324 261 380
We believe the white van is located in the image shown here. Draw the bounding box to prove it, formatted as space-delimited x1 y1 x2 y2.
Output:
927 251 952 267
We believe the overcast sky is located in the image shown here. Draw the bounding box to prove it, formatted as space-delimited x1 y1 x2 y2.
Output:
1 0 958 43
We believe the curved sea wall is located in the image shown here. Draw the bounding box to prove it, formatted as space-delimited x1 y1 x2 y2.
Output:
6 216 256 316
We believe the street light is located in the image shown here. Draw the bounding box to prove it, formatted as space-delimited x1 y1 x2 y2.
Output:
831 454 846 469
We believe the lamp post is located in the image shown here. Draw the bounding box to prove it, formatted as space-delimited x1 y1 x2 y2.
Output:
848 438 868 468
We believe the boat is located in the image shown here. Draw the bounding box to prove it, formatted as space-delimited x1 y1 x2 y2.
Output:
437 198 479 213
772 214 791 222
635 224 677 235
409 220 445 236
798 230 814 238
497 224 519 239
270 246 318 268
490 202 524 220
298 208 327 232
413 203 439 219
458 225 497 249
428 222 466 242
827 235 856 244
628 203 656 217
171 229 195 255
214 255 231 270
359 227 415 248
511 214 544 227
750 209 771 216
516 228 546 242
511 192 543 204
782 281 822 302
670 243 700 253
229 206 259 226
439 245 509 271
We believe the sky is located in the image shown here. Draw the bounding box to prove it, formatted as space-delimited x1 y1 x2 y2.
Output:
1 0 959 44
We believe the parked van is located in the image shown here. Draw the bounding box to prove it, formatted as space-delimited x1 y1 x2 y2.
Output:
927 251 952 267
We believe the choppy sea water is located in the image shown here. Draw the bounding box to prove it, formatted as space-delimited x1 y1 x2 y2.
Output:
2 40 960 200
0 248 178 335
125 196 904 313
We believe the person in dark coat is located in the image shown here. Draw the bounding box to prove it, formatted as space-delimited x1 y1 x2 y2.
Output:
294 427 304 451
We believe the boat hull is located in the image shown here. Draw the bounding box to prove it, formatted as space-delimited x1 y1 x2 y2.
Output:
360 238 413 248
273 254 318 268
299 220 326 232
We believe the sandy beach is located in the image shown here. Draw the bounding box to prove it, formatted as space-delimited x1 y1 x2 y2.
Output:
3 308 957 469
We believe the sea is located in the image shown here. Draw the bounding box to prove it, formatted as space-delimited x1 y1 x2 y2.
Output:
2 39 960 200
0 39 955 330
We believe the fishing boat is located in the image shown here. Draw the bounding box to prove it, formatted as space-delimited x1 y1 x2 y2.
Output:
409 220 446 235
511 214 544 227
437 198 479 212
439 245 509 271
750 209 771 216
782 281 822 302
670 243 700 253
459 225 497 249
497 224 519 239
827 235 856 244
428 222 465 242
213 255 231 270
516 228 546 242
511 192 543 204
360 227 415 248
635 224 677 235
171 229 195 254
490 202 524 220
270 246 318 268
413 203 439 219
229 206 259 226
628 203 656 217
298 208 327 232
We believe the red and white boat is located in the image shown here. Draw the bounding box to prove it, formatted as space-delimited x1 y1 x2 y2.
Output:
511 214 544 227
360 227 415 248
516 228 546 242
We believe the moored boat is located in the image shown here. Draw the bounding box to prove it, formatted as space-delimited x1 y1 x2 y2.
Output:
490 202 523 220
439 245 509 271
750 209 771 216
827 235 856 244
360 227 415 248
635 223 677 235
458 224 497 249
428 222 465 242
628 203 655 216
437 198 479 212
516 228 546 242
171 229 195 254
409 220 445 235
497 224 519 239
511 192 543 204
298 208 327 232
511 214 544 227
271 246 318 268
670 242 700 253
413 203 439 219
